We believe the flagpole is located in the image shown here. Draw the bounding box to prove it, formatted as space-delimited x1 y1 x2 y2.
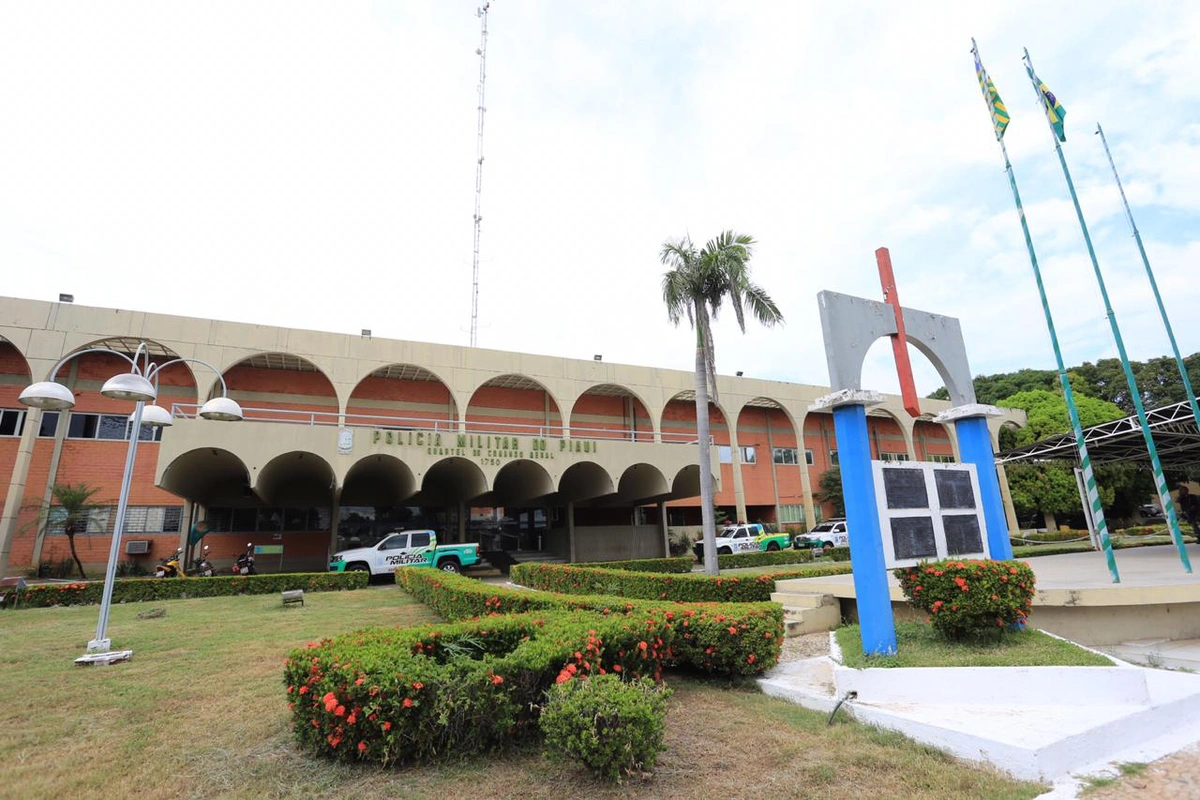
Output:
970 39 1119 582
1095 122 1200 431
1023 48 1192 573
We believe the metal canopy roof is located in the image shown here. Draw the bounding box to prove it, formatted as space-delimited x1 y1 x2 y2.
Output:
997 400 1200 469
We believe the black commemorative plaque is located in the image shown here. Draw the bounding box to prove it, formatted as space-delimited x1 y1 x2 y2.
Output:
934 469 976 509
890 516 937 560
943 514 984 555
882 467 928 509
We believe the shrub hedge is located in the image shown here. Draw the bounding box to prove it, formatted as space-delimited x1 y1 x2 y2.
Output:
510 561 853 603
894 559 1036 640
285 611 673 764
540 674 671 781
579 556 693 574
714 547 851 569
396 569 784 676
9 572 367 609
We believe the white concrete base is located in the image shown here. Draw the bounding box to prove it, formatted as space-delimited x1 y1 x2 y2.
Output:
758 633 1200 785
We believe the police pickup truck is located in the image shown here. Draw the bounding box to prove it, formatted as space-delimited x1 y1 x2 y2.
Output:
328 530 480 576
692 523 791 560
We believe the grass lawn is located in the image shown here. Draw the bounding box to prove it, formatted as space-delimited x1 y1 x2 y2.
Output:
0 587 1046 799
836 621 1115 668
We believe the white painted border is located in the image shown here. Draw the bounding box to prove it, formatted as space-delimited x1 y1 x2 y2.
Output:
871 460 990 568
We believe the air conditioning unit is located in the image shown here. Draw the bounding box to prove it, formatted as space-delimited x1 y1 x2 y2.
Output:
125 540 151 555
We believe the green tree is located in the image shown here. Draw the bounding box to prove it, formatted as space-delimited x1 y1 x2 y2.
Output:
815 468 845 517
997 391 1152 525
29 483 106 580
661 230 783 575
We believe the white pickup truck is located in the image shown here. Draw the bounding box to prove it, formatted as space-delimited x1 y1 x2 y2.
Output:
329 530 480 576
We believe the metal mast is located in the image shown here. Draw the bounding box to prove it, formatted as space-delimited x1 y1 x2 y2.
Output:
469 3 490 348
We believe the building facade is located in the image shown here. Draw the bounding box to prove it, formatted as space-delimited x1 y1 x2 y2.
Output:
0 296 1025 574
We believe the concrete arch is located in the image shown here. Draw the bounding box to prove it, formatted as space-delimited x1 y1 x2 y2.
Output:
617 463 669 504
558 462 616 503
159 447 252 505
671 464 702 499
914 417 957 461
492 459 555 506
71 336 200 405
997 419 1024 451
569 383 656 442
346 363 458 429
419 456 488 505
466 373 565 438
211 352 339 422
255 450 337 507
0 337 33 380
340 454 417 506
659 390 731 445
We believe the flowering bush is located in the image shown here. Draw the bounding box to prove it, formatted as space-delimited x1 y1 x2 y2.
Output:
396 569 783 676
894 559 1036 641
284 611 672 763
8 572 367 609
715 549 815 569
510 561 852 603
540 674 672 781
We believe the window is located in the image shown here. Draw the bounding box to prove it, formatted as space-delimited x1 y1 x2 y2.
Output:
719 446 757 464
772 447 812 466
208 506 331 532
927 454 955 463
829 450 839 466
379 534 408 550
409 532 431 548
880 452 910 463
0 408 23 437
123 506 183 533
46 506 110 535
780 504 806 524
39 411 59 437
67 412 162 441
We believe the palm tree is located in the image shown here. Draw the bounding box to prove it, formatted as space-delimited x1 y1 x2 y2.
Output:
32 483 106 580
661 230 784 575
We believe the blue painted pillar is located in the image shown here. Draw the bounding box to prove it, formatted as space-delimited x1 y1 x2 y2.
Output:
832 403 897 655
954 415 1013 560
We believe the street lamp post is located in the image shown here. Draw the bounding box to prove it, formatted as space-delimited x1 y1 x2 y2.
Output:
19 343 242 662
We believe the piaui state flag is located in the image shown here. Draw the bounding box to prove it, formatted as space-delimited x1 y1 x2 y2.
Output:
1027 65 1067 141
973 51 1010 139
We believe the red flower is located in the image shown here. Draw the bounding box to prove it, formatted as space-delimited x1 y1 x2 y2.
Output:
612 664 622 673
411 682 424 690
556 670 572 684
298 686 308 695
638 641 648 651
346 713 357 725
747 653 756 664
403 698 414 708
334 705 346 717
355 677 365 686
491 675 504 686
358 741 368 753
382 721 392 731
323 692 337 712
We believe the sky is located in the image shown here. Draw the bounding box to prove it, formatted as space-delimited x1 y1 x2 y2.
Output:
2 2 1198 399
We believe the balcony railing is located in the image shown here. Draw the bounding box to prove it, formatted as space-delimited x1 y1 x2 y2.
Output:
169 404 705 444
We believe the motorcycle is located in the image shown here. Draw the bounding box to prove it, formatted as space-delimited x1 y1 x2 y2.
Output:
233 543 257 576
155 548 186 578
193 545 215 577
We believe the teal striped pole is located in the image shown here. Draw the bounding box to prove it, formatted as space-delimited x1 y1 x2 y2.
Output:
1024 49 1192 573
971 40 1119 581
1095 123 1200 432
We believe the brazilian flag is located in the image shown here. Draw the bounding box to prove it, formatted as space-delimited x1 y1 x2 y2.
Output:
1027 65 1067 141
973 52 1010 140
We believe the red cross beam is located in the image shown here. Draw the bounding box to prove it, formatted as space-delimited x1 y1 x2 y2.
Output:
876 247 921 418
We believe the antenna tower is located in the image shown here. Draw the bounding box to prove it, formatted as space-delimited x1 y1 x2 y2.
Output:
469 3 490 348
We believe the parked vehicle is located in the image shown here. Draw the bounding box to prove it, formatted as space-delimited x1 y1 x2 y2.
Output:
193 545 215 577
329 530 480 577
155 548 186 578
233 543 257 576
1138 504 1165 522
693 523 790 560
792 519 848 550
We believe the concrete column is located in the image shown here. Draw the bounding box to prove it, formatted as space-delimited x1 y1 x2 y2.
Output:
953 415 1013 560
726 424 748 523
328 493 341 558
765 411 782 526
178 500 194 566
567 500 576 563
831 401 896 656
658 501 669 557
457 502 468 543
30 360 78 567
0 407 43 578
900 418 917 461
